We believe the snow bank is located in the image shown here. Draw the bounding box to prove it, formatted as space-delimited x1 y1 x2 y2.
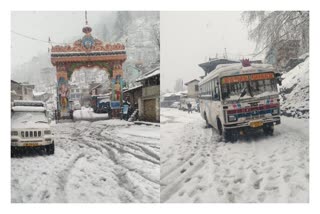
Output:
280 56 309 118
73 109 109 121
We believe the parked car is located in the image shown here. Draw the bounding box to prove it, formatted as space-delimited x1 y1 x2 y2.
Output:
11 100 54 156
170 101 180 108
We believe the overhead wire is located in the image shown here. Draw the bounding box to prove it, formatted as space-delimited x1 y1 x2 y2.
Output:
11 30 70 46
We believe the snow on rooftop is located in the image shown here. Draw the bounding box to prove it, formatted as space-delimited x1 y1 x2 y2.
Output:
175 90 188 96
123 84 143 92
136 67 160 82
162 93 175 97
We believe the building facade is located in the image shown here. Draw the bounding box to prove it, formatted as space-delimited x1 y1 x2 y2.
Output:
136 67 160 122
11 80 34 102
184 79 199 98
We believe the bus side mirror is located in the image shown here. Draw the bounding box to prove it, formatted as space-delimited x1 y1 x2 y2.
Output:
275 73 283 86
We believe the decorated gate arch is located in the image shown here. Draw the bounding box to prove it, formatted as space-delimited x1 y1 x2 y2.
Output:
50 17 126 118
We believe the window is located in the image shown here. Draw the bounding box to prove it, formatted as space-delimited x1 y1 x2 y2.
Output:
213 78 220 101
195 85 199 92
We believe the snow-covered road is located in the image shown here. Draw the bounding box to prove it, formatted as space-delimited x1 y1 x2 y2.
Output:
11 120 160 203
160 108 309 203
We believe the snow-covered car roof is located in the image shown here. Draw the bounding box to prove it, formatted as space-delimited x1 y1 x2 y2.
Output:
11 110 49 129
99 98 110 103
12 106 46 112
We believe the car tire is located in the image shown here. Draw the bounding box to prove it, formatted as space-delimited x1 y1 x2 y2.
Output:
204 113 211 128
217 119 223 135
47 142 55 155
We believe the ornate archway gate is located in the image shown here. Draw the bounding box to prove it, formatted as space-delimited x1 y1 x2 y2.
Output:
50 20 126 119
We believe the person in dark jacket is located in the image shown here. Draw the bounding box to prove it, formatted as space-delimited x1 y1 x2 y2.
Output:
187 102 192 114
122 100 130 121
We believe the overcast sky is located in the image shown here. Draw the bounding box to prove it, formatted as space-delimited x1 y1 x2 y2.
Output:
11 11 113 67
160 11 256 92
12 11 256 90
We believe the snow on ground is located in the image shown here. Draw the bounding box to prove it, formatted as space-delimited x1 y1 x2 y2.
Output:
160 108 309 203
73 109 109 121
280 57 309 118
11 120 160 203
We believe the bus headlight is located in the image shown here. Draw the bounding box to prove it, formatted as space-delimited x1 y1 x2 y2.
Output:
272 108 279 115
228 115 237 122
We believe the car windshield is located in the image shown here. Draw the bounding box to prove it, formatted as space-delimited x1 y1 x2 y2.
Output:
221 73 278 100
11 111 48 124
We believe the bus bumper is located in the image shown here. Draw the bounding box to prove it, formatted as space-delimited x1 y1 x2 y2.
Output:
223 117 281 134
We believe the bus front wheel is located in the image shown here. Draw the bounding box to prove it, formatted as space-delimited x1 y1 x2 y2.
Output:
223 129 238 142
204 113 211 128
217 119 223 135
263 125 274 136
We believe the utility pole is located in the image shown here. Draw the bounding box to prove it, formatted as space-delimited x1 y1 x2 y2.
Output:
224 48 228 59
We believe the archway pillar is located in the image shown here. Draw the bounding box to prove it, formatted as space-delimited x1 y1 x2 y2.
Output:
55 63 70 118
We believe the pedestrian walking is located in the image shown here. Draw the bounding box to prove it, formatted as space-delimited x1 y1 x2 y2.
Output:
187 102 192 114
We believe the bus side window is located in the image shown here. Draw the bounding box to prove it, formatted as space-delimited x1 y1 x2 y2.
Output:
210 80 214 100
213 78 220 101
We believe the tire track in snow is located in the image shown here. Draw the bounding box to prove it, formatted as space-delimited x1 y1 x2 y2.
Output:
73 123 160 202
55 153 85 202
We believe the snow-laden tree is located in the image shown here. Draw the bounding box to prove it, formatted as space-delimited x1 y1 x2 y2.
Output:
113 11 132 40
151 21 160 50
241 11 309 56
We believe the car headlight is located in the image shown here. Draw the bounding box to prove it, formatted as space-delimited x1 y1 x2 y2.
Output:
11 131 18 136
272 108 279 115
228 115 237 122
44 130 51 135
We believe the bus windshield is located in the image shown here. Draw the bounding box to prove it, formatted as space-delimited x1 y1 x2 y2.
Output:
221 72 278 100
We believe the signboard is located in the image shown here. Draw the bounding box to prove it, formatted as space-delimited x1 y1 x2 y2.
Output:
110 101 121 109
222 75 249 84
222 72 274 84
251 73 274 81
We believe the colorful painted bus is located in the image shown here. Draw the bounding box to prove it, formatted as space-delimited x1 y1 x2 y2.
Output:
199 61 281 142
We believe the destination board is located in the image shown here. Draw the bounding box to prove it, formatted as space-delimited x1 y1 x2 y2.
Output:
221 73 274 84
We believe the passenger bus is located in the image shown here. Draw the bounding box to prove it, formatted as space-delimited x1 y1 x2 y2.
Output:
199 61 281 142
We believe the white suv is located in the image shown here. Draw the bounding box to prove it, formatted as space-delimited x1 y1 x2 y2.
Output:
11 100 54 156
